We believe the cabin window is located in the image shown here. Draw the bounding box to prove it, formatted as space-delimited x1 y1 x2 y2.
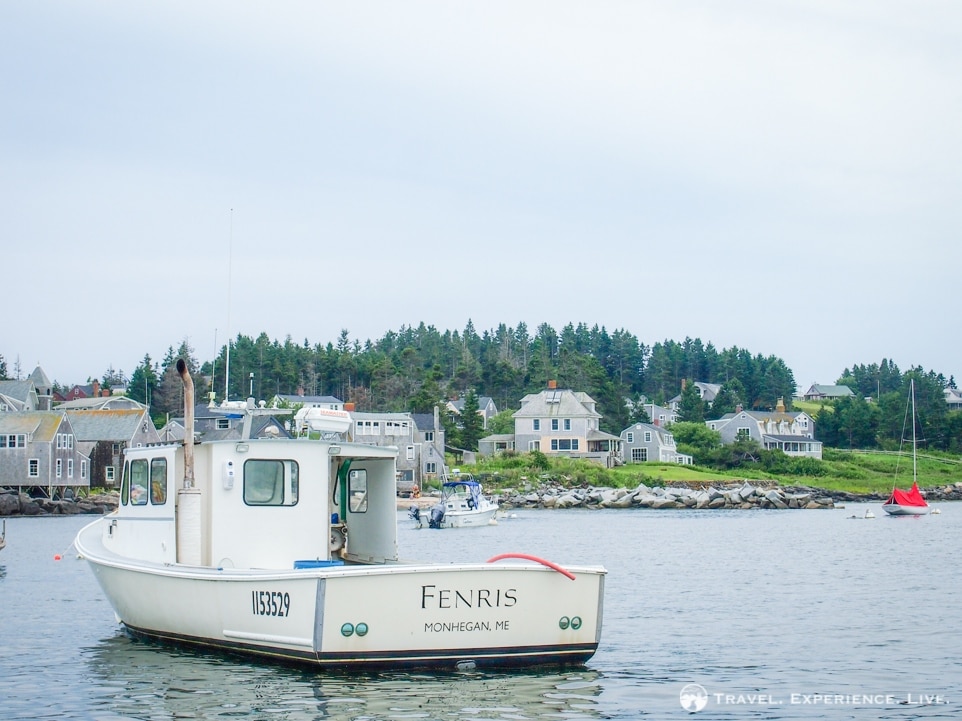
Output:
348 469 368 513
127 458 150 506
244 459 299 506
150 458 168 505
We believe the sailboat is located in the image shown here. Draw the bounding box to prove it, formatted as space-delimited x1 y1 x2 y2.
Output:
882 379 930 516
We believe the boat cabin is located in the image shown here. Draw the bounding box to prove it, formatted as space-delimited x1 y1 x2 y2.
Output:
107 436 399 571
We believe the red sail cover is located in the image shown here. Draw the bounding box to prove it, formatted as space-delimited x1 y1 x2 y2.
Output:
885 481 927 507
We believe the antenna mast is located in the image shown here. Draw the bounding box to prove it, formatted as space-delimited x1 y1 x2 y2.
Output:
225 208 233 402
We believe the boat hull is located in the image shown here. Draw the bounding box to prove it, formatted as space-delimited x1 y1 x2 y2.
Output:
440 505 499 528
76 519 604 670
881 503 930 516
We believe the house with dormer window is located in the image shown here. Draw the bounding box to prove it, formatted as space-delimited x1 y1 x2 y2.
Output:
706 398 821 459
479 382 621 466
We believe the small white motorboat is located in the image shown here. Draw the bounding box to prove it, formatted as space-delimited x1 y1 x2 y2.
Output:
76 360 605 670
410 478 499 529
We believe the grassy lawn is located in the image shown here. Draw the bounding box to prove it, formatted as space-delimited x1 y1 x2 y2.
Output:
460 449 962 496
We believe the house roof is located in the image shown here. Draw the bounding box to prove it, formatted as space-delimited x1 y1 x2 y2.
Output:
274 394 342 405
669 381 722 404
0 411 63 442
0 380 35 406
411 413 439 431
479 433 515 442
65 409 150 441
765 434 821 443
804 384 854 397
29 366 52 391
56 396 146 410
513 389 600 418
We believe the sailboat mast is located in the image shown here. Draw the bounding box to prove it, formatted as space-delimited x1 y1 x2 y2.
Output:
911 378 917 482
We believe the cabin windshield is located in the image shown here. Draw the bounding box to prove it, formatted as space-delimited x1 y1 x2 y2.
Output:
243 459 299 506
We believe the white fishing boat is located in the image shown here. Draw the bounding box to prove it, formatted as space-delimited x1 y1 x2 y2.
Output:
410 478 499 529
882 379 930 517
75 361 605 670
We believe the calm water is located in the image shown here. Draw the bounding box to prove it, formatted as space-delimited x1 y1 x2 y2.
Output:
0 503 959 720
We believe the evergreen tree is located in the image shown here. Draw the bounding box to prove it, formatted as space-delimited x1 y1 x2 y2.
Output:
677 380 705 423
459 389 485 452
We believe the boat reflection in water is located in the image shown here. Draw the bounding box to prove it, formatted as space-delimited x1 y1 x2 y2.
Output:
84 634 605 720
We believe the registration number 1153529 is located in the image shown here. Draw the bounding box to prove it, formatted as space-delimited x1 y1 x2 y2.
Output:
252 590 291 617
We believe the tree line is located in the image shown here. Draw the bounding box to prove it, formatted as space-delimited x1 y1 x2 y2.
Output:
7 323 957 454
118 322 798 441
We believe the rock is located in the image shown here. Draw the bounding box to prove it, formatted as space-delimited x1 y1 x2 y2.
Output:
0 492 19 516
652 498 681 509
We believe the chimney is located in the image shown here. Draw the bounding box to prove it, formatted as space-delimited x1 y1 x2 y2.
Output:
681 379 687 390
92 379 100 396
736 404 743 414
776 397 786 412
344 402 355 412
548 379 557 389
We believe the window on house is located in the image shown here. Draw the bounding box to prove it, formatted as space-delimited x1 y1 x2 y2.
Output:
644 431 652 442
68 435 74 449
533 419 540 431
665 433 674 445
564 419 571 430
632 447 648 462
737 427 751 439
68 459 74 478
406 446 415 461
56 458 62 478
425 431 434 442
106 465 116 485
551 419 559 431
626 432 634 443
528 440 540 451
425 462 437 474
112 443 121 455
81 460 87 479
550 439 579 451
29 459 39 477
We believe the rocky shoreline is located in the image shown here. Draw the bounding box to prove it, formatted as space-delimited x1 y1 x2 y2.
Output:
0 489 118 517
493 479 962 511
5 480 961 517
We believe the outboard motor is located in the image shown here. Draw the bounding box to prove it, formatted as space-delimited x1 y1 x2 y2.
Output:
408 505 421 524
428 504 445 529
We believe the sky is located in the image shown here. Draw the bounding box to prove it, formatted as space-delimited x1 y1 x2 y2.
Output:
3 1 960 393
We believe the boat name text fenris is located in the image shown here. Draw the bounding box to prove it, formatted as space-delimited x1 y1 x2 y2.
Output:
420 585 517 609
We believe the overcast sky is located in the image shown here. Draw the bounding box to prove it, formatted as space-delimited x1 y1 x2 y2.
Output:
3 1 960 393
